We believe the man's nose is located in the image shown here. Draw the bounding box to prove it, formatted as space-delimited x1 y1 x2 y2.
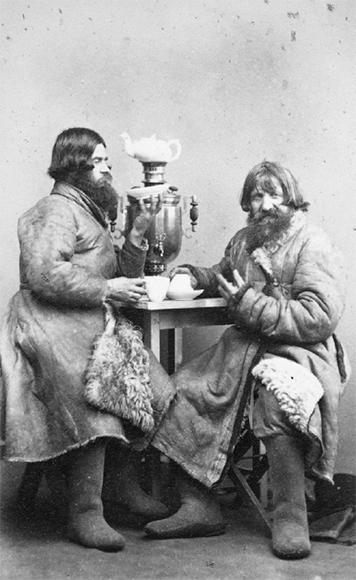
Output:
262 195 273 211
101 162 112 175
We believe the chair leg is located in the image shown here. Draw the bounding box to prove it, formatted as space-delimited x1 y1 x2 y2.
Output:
228 462 272 537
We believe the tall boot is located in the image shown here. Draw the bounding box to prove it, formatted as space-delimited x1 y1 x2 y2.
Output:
67 439 125 552
102 442 169 520
264 435 311 559
43 457 69 519
144 466 225 539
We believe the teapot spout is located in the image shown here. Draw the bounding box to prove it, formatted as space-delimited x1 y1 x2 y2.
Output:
120 132 135 158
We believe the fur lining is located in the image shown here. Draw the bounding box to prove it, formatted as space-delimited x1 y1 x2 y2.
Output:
84 302 154 433
252 356 324 433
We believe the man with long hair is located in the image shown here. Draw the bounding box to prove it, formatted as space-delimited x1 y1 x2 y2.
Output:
144 161 349 560
0 127 175 551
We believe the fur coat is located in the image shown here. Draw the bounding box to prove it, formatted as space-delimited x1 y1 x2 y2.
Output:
152 212 349 486
0 182 175 462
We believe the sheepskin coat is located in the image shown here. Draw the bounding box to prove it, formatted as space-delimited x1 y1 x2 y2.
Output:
0 181 174 462
152 212 349 486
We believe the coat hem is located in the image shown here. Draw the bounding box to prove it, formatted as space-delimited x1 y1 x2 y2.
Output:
1 432 130 463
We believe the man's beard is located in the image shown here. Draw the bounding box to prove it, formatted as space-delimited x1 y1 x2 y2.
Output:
245 207 295 253
66 172 118 223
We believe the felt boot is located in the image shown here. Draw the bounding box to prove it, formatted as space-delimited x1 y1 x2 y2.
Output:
144 467 225 538
103 442 169 520
67 440 125 552
43 457 69 519
264 435 311 559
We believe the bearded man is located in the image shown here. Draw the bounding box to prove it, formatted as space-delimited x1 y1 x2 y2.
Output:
144 161 349 560
0 127 175 552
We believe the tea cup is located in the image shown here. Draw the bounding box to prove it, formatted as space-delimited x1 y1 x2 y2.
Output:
144 276 170 302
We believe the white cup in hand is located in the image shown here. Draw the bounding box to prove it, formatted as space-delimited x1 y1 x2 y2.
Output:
144 276 170 302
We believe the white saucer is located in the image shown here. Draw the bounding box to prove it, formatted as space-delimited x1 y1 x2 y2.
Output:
166 289 204 301
126 183 171 200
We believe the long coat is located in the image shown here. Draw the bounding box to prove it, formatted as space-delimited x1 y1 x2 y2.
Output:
152 212 349 486
0 182 174 462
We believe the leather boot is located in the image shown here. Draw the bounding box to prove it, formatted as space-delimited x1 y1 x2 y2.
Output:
144 466 225 539
264 435 311 559
67 439 125 552
102 442 169 520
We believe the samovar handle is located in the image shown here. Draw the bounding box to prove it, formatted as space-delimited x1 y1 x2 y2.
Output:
190 196 198 232
183 196 199 239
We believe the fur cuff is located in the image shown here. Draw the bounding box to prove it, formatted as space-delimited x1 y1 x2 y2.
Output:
84 302 154 433
252 356 324 434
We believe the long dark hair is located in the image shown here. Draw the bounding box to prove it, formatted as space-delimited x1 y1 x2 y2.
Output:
239 161 309 212
48 127 106 181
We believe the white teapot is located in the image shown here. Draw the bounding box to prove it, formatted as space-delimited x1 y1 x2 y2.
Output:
120 132 182 163
167 274 204 301
168 274 192 292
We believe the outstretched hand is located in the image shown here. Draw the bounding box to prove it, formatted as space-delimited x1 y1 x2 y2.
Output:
132 194 163 235
217 269 245 301
128 193 163 249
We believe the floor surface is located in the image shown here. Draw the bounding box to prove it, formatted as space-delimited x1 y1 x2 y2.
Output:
1 463 355 580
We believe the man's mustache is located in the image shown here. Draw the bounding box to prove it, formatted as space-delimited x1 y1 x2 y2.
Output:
98 174 113 184
251 208 280 223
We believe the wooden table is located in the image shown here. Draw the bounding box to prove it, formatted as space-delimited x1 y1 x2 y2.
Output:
119 297 231 373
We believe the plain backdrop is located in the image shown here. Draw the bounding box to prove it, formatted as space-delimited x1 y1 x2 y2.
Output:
0 0 355 475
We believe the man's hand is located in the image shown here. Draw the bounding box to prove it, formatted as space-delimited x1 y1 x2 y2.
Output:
217 269 245 301
128 194 163 247
107 277 146 302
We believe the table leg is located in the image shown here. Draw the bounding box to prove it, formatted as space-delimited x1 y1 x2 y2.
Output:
165 328 183 374
174 328 183 371
142 311 161 361
141 311 163 499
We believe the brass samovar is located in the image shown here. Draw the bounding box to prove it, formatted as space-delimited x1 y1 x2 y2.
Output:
120 133 198 275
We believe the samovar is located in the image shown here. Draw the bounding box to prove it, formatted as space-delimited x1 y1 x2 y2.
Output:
120 133 198 275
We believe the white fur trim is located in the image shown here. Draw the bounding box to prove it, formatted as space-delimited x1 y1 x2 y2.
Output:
252 356 324 433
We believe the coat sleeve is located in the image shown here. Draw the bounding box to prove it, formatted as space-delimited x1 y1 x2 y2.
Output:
114 240 147 279
228 229 346 344
180 237 236 298
18 199 108 307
